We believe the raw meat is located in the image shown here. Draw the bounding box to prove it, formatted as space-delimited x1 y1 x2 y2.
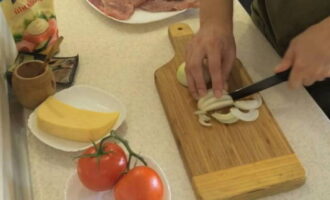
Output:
101 0 135 20
89 0 136 20
129 0 148 7
88 0 198 20
140 0 199 12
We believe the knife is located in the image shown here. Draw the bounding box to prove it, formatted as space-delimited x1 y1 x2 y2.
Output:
229 69 291 100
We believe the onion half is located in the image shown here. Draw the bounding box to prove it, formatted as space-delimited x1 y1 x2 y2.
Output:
176 62 211 87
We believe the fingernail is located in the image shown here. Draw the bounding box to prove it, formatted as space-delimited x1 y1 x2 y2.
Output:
274 65 281 72
289 82 299 90
192 93 199 100
198 89 207 97
224 83 228 91
214 90 222 98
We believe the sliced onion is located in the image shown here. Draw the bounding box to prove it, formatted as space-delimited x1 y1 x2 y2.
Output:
197 90 214 109
202 94 231 108
198 114 212 127
234 94 262 110
195 110 206 115
198 90 231 110
200 114 211 121
230 107 259 122
211 112 239 124
195 90 262 126
202 99 234 113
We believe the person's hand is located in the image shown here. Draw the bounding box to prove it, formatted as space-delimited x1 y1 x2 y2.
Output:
275 17 330 88
185 25 236 99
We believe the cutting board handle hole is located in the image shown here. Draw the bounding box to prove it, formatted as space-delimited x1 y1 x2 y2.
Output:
178 27 183 30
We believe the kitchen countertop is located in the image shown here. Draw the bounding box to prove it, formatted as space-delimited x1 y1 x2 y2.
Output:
25 1 330 200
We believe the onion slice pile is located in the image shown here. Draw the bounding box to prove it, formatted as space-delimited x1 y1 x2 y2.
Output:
234 94 262 110
230 107 259 122
198 114 212 127
175 63 263 127
195 90 262 127
211 111 239 124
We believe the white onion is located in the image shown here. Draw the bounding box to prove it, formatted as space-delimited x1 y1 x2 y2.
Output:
176 62 211 87
176 63 188 86
198 90 231 110
195 110 206 115
195 89 262 126
198 114 212 127
234 94 262 110
230 107 259 122
211 112 239 124
201 94 232 109
197 90 214 109
202 99 234 113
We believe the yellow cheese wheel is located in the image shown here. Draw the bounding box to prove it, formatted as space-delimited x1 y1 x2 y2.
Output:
36 97 119 142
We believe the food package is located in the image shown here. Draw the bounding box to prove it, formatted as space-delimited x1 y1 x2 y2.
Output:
0 7 17 74
1 0 59 54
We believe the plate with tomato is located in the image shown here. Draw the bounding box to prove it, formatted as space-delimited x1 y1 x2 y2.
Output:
65 133 170 200
66 155 171 200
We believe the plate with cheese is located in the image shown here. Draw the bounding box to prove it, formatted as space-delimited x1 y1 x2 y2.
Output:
28 85 127 152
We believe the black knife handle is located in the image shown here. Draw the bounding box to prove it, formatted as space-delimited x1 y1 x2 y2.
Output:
276 69 291 81
229 68 292 100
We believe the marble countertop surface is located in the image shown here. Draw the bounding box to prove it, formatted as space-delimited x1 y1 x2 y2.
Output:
24 1 330 200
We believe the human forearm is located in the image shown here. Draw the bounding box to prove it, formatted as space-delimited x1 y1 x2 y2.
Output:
322 16 330 24
185 0 236 98
200 0 234 32
319 16 330 30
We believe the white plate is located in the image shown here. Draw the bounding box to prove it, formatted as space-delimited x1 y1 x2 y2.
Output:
27 85 127 152
86 0 187 24
65 156 171 200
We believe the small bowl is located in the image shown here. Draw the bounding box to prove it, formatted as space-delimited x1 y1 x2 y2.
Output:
28 85 127 152
65 156 171 200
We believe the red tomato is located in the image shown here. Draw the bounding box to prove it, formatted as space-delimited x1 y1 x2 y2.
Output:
77 142 127 191
114 166 164 200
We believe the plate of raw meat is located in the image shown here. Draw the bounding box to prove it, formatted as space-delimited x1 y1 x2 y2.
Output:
87 0 199 24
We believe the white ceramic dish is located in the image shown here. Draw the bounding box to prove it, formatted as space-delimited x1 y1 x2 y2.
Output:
86 0 187 24
27 85 127 152
65 156 171 200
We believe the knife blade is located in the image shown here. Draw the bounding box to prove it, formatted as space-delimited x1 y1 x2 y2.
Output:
229 69 291 100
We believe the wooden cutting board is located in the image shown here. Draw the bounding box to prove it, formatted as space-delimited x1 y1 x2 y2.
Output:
155 23 305 200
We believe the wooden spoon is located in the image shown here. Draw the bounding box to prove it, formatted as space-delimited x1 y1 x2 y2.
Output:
43 36 64 68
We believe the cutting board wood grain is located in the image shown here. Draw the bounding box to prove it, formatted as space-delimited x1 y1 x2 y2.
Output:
155 23 305 200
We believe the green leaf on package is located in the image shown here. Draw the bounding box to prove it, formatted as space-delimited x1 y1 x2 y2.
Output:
23 19 33 29
39 13 48 20
13 34 23 42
